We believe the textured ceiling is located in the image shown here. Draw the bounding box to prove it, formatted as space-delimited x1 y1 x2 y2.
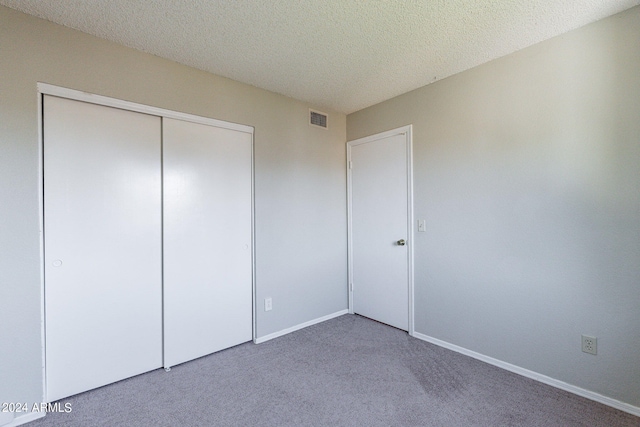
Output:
2 1 638 114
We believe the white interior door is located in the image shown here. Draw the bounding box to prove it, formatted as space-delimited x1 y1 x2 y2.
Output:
349 128 412 331
44 95 162 402
163 118 253 368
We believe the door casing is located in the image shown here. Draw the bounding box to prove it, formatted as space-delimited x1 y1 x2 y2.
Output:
346 125 415 335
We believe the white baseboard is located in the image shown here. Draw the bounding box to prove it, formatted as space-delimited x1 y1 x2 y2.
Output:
412 332 640 417
254 309 349 344
1 412 45 427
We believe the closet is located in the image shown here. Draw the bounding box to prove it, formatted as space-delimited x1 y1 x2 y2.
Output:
43 93 253 402
163 118 252 368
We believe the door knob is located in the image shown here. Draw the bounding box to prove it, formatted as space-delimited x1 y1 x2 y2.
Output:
397 239 406 246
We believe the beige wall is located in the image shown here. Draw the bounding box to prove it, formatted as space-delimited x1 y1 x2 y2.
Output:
348 7 640 408
0 5 347 418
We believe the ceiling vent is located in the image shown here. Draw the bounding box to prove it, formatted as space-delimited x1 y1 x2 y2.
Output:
309 110 328 129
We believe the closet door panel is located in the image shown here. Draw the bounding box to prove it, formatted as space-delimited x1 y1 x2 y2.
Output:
44 96 162 401
163 118 252 368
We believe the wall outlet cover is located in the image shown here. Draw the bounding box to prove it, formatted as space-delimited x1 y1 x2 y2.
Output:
582 335 597 355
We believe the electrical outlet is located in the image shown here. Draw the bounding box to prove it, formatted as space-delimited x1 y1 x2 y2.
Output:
264 297 272 312
582 335 597 355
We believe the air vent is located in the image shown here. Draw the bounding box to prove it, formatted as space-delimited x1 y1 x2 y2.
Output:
309 110 328 129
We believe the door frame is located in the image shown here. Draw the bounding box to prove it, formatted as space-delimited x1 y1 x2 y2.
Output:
346 125 415 336
37 83 257 402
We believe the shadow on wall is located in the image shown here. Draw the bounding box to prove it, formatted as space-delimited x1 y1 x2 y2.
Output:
416 9 639 405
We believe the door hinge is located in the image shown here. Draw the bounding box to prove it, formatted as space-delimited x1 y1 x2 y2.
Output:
349 282 353 291
349 161 353 169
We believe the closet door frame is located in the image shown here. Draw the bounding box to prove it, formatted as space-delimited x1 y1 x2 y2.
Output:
37 83 257 402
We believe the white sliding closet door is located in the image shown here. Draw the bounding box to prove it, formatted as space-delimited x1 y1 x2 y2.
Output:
163 118 253 368
44 96 162 402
